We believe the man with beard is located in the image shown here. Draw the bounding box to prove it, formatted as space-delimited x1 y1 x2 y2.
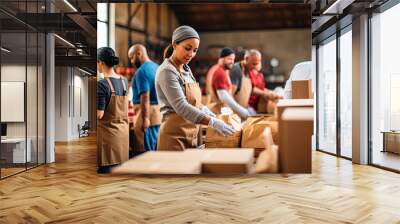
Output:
209 48 253 119
128 44 161 153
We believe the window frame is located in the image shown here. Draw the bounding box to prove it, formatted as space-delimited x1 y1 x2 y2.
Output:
315 17 353 161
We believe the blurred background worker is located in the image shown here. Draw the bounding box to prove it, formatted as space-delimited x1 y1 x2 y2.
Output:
97 47 129 174
249 62 282 112
230 49 268 115
205 57 224 96
283 61 312 99
128 44 161 154
209 48 252 119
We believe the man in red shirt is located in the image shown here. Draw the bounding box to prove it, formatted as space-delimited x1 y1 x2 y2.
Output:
205 58 224 96
249 63 281 112
209 48 254 119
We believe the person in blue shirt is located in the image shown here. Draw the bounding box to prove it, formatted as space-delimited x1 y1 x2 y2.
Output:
128 44 161 153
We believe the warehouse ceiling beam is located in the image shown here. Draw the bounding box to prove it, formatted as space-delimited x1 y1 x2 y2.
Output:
55 55 96 71
169 3 310 31
86 0 97 12
67 13 96 38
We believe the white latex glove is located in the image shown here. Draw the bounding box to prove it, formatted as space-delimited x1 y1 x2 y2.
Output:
247 107 257 116
201 106 216 117
208 117 236 136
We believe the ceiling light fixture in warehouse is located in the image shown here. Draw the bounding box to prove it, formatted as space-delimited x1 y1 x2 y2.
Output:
54 34 75 48
78 67 93 76
63 0 78 12
1 47 11 53
323 0 354 15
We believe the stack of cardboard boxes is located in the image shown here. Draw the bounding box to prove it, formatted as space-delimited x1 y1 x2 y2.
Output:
114 79 315 175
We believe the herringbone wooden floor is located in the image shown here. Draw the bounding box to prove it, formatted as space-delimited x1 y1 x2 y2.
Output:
1 135 400 224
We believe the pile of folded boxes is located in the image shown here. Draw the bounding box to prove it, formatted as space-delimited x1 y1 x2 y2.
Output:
113 80 314 175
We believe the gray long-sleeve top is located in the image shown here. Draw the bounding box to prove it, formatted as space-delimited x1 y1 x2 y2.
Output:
155 59 206 124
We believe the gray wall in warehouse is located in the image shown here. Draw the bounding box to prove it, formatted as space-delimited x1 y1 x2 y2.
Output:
198 29 311 78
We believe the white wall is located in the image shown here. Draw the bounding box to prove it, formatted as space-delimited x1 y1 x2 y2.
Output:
54 67 89 141
1 65 35 138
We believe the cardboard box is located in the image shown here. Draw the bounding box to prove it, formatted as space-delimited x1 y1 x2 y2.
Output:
276 99 314 123
255 145 279 173
185 149 255 174
112 161 201 174
112 151 202 174
279 107 313 173
384 132 400 154
113 149 255 174
292 80 312 99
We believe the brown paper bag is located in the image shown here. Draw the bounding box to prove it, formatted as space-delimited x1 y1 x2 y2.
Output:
241 116 278 148
205 114 242 148
257 98 278 115
255 128 279 173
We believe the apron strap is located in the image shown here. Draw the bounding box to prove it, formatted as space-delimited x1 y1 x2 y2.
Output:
105 78 116 95
168 58 189 90
120 78 127 96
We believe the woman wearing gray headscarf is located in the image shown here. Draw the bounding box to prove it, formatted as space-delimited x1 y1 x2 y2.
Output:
155 25 235 151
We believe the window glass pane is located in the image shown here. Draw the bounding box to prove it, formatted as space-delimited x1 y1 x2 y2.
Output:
340 29 352 158
371 3 400 171
38 33 46 165
1 31 28 178
318 36 337 154
97 3 108 22
27 31 38 169
97 21 108 48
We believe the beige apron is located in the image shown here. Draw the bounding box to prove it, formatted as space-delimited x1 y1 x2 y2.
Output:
133 103 162 151
157 61 203 151
234 62 252 108
208 69 233 115
97 77 129 166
